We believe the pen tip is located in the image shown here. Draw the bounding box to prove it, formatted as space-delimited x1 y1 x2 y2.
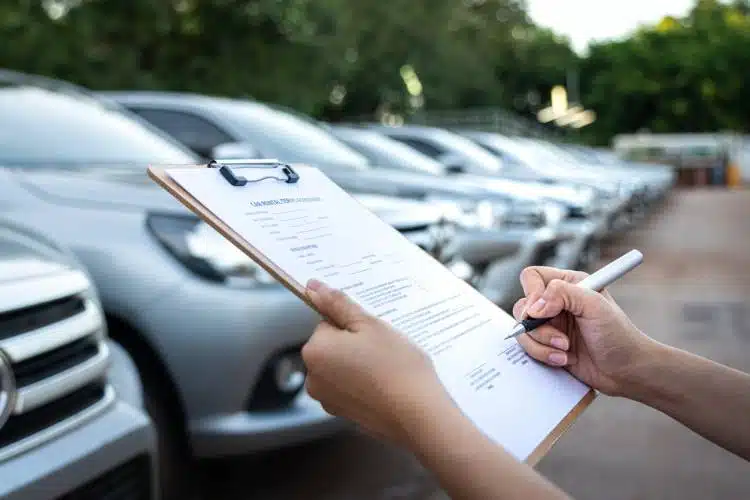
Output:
504 322 526 340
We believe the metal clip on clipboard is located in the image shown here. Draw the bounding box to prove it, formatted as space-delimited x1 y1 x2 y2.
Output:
208 159 300 186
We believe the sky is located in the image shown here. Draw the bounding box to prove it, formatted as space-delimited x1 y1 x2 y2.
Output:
526 0 696 54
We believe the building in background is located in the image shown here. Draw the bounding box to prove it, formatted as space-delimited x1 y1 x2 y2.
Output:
613 133 749 188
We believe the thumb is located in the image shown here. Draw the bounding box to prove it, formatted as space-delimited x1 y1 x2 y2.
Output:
306 279 371 330
526 278 607 320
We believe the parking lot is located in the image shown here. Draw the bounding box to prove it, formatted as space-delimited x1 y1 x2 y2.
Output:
195 188 750 500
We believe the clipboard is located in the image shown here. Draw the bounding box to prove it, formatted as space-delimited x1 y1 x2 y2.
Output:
148 159 596 467
148 160 315 309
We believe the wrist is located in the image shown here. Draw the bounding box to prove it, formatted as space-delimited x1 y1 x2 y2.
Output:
395 384 466 453
615 338 675 403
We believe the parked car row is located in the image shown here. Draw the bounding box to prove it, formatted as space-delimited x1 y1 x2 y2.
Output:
0 69 675 499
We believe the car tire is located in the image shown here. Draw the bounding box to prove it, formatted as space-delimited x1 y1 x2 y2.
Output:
107 319 196 500
141 369 197 500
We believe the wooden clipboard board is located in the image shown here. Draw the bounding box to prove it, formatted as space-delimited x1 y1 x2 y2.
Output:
148 162 596 466
149 163 313 309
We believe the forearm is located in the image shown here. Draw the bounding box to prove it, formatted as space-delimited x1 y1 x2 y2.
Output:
400 396 570 500
624 341 750 460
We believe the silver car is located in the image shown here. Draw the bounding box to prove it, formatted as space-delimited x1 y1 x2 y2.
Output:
99 91 582 309
0 72 474 497
329 125 606 272
0 219 157 499
460 131 638 227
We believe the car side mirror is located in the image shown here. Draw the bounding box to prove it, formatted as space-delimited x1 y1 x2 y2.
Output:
211 141 262 161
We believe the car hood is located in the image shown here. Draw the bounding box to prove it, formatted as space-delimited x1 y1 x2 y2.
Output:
318 164 529 204
456 174 595 209
0 220 76 283
352 193 444 227
10 165 192 213
9 165 442 229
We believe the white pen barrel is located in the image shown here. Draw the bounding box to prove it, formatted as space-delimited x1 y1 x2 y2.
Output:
577 249 644 292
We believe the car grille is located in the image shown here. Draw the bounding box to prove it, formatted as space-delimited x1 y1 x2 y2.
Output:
57 454 153 500
13 335 99 387
0 382 105 449
0 295 85 341
0 269 111 461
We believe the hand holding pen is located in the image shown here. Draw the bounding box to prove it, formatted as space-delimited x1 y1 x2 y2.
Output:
506 250 644 340
508 250 650 396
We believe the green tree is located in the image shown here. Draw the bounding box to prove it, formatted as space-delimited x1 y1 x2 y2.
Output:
579 0 750 145
0 0 581 127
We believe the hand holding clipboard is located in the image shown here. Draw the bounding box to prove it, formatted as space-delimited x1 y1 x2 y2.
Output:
148 160 595 464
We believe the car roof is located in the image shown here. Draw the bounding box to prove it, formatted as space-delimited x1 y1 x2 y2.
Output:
97 90 264 112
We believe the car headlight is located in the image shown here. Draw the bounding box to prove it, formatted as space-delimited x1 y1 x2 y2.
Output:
542 202 566 226
147 213 278 286
475 200 506 229
427 198 507 231
503 203 547 228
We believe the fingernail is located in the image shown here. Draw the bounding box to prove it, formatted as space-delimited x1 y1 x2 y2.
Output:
307 279 323 292
530 298 546 313
550 337 568 350
548 352 567 366
519 301 529 319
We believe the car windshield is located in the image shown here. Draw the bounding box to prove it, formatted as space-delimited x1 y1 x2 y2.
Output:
428 130 503 174
213 100 370 169
336 130 445 175
521 139 583 166
474 135 540 166
0 84 199 166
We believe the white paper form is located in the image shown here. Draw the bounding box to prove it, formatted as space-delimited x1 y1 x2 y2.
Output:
166 165 590 461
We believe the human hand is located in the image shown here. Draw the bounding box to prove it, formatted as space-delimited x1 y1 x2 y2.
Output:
302 279 454 445
513 266 656 396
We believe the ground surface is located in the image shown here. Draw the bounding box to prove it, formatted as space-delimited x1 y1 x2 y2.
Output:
197 188 750 500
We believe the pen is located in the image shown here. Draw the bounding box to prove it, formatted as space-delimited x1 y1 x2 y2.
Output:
503 249 644 340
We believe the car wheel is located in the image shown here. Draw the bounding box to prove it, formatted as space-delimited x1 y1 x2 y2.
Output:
107 319 196 500
141 367 197 500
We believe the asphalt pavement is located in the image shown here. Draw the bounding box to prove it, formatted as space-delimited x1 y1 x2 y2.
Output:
197 188 750 500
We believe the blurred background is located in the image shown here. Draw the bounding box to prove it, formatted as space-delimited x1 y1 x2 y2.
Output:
1 0 748 145
0 1 749 500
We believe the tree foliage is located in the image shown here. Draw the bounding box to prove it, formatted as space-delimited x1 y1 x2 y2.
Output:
579 0 750 144
1 0 749 144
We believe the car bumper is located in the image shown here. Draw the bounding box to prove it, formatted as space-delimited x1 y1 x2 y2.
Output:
190 392 348 457
0 402 157 500
443 229 521 265
135 281 342 458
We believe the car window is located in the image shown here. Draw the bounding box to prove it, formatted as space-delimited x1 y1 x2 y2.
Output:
428 131 504 172
213 101 370 169
130 108 233 158
495 151 524 167
388 137 444 159
483 137 545 167
521 140 581 165
0 85 198 166
338 132 444 175
473 137 530 166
